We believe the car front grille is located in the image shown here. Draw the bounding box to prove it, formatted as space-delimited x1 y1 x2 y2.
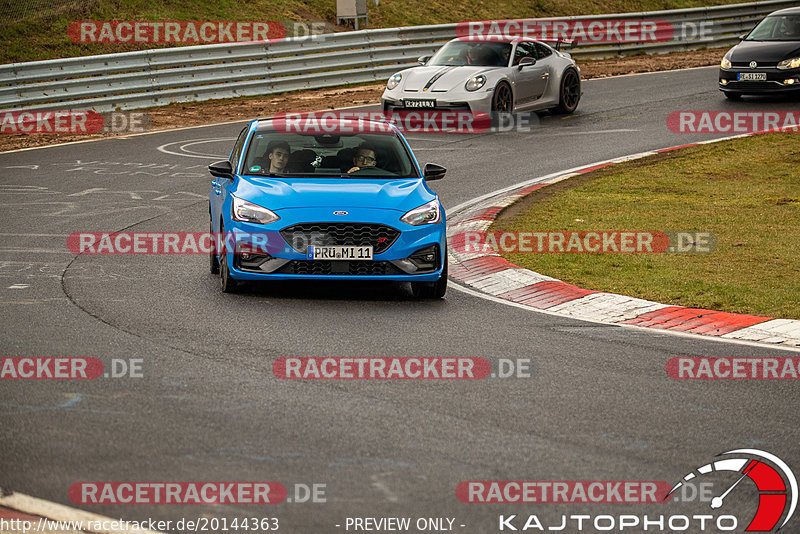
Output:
280 223 400 254
275 260 404 276
726 81 786 90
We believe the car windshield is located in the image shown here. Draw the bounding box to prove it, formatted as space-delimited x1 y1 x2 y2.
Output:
745 15 800 41
428 41 512 67
241 129 419 179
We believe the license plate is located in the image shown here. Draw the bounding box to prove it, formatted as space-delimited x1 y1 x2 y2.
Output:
738 72 767 81
404 99 436 108
308 246 373 260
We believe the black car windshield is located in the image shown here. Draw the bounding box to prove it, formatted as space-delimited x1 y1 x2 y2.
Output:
241 128 419 179
428 41 512 67
745 15 800 41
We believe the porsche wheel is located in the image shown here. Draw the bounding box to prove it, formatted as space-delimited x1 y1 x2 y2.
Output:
492 83 513 113
555 68 580 114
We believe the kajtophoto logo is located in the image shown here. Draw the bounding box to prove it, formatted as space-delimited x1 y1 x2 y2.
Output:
667 449 797 531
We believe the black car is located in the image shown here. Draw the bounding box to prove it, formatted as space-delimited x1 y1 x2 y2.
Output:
719 7 800 99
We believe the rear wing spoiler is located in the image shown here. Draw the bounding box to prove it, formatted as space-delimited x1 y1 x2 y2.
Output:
540 39 575 51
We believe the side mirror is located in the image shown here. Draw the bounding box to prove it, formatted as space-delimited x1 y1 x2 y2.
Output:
418 55 431 65
423 163 446 181
209 160 233 179
518 56 536 69
739 33 747 40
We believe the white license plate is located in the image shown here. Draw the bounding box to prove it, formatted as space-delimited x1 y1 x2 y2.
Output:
404 99 436 108
308 245 373 260
738 72 767 81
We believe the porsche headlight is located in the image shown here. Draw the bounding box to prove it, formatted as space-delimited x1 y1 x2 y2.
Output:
778 57 800 70
400 200 441 226
465 74 487 92
232 196 279 224
387 73 402 90
720 56 732 69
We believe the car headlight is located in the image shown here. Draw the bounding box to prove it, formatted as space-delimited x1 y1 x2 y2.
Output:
232 196 279 225
387 73 402 90
400 200 441 226
465 74 487 92
720 56 732 69
778 57 800 70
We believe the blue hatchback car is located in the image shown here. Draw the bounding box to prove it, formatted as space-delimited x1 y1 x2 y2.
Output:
208 117 448 298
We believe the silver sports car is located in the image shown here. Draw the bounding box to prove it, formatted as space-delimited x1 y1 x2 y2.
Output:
381 37 581 115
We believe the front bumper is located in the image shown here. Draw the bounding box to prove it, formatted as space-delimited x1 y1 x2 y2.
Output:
381 87 495 115
221 209 446 282
719 68 800 95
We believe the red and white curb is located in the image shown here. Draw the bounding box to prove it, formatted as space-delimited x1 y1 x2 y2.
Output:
446 137 800 348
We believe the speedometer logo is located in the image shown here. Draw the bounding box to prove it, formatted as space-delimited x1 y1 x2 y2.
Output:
667 449 797 531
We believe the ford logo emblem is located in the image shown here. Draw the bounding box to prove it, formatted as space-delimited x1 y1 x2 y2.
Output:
333 211 348 215
750 61 758 69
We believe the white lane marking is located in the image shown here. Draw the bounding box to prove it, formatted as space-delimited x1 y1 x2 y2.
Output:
0 233 69 237
0 248 74 254
7 283 29 289
545 128 640 135
156 137 234 159
447 280 800 353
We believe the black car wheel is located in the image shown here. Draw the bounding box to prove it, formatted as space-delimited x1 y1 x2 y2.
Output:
209 219 219 274
555 68 581 114
219 224 238 293
492 83 513 113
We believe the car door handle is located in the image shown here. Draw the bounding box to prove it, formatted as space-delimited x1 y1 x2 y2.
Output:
542 72 550 79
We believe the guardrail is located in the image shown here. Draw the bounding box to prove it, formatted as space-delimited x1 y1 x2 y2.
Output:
0 0 795 112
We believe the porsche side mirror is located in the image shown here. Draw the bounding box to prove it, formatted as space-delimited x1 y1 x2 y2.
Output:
418 55 431 65
518 57 536 69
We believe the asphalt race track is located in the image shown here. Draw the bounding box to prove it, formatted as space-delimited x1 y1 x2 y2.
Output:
2 66 800 533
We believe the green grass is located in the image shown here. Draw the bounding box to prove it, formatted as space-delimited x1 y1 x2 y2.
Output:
491 134 800 319
1 0 749 63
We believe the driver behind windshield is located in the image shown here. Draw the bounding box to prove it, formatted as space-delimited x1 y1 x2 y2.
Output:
347 143 378 173
265 140 290 173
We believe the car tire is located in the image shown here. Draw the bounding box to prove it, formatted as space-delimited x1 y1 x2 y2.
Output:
723 91 742 101
219 223 238 293
209 219 219 274
555 68 580 114
411 253 447 299
491 82 513 113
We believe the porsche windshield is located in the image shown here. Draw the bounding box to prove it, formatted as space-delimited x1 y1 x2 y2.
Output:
745 15 800 41
428 42 512 67
241 130 419 178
